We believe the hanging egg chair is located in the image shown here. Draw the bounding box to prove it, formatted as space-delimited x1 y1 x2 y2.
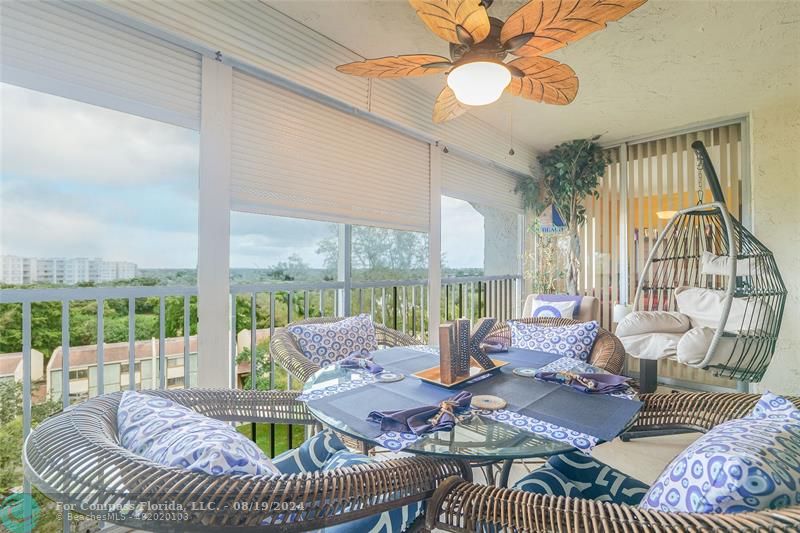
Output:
628 141 786 384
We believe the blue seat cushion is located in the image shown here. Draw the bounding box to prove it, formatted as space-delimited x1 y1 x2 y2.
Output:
275 430 422 532
514 466 584 498
514 452 649 506
272 428 347 474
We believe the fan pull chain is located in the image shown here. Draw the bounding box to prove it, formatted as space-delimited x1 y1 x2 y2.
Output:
507 107 515 156
695 152 705 204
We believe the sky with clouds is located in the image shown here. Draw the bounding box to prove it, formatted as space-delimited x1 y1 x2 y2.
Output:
0 83 484 270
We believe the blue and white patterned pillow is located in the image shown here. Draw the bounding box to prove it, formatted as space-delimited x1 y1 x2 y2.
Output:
514 452 648 505
117 391 278 476
509 320 599 361
288 314 378 366
640 391 800 514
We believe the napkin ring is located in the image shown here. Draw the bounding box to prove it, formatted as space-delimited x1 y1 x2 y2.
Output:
557 371 597 390
429 399 459 426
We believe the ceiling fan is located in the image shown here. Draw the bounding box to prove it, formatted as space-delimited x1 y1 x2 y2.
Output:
336 0 647 123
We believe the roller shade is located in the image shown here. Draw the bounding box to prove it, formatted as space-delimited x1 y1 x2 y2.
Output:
231 70 431 232
442 152 523 213
0 0 201 129
94 0 533 173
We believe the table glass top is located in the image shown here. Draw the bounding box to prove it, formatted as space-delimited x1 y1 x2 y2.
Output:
303 352 589 460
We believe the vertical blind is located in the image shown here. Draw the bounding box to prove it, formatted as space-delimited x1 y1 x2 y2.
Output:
441 152 523 213
0 0 202 130
578 123 743 388
230 70 431 232
579 123 743 329
627 123 742 308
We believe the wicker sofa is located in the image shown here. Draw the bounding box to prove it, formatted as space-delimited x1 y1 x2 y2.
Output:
23 388 470 532
426 392 800 532
270 317 420 383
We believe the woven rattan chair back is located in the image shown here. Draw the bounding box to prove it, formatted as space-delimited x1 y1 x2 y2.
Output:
24 388 469 532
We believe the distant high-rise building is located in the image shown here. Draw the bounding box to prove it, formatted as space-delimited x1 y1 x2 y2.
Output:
0 255 137 285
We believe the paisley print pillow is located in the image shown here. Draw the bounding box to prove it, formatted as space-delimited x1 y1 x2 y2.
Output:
288 314 378 366
118 391 278 476
509 320 599 361
640 391 800 514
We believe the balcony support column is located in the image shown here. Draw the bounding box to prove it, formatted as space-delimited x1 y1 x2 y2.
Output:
428 144 442 343
197 56 233 388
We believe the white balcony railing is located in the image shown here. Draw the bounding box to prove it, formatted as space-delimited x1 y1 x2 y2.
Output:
0 274 520 530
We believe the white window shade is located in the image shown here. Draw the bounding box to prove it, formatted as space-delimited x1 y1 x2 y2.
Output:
442 152 523 213
231 70 430 232
0 0 201 130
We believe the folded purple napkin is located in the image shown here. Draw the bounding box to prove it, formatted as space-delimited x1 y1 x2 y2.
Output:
534 371 630 394
480 339 509 353
338 352 384 374
367 391 473 435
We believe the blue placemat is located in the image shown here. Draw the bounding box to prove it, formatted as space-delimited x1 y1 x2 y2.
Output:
515 387 641 442
310 377 454 438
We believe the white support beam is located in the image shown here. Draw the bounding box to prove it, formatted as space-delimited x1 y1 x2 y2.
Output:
428 145 442 343
197 56 232 388
618 143 630 305
337 224 352 317
516 212 526 317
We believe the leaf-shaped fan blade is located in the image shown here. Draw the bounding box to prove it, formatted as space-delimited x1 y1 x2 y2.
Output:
501 0 647 57
433 86 470 123
408 0 491 45
507 57 578 105
336 55 452 78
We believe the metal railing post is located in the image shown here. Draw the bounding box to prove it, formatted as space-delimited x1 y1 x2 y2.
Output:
96 298 104 396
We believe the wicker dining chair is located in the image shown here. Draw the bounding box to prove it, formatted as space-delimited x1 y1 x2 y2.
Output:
24 388 470 532
271 317 420 383
488 317 626 375
426 392 800 532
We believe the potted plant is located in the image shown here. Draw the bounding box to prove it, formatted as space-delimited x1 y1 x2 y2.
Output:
516 137 607 295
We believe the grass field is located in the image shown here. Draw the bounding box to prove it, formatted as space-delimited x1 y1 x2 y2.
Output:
235 365 308 456
237 422 307 457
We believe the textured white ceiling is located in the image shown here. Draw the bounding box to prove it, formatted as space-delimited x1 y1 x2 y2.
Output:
270 0 799 152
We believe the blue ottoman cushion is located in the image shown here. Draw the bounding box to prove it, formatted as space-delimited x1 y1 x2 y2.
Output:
514 452 649 506
272 428 347 474
275 430 422 532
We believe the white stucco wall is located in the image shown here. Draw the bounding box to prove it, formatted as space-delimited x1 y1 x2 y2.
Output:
750 101 800 395
473 203 521 276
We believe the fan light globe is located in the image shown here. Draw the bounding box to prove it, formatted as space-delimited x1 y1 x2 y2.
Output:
447 61 511 106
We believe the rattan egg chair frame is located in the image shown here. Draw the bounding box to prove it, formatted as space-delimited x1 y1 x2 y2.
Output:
488 317 626 375
632 141 786 384
426 391 800 533
270 317 420 383
23 388 471 532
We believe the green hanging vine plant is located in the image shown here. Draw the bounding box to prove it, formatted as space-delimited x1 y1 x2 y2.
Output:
517 136 608 295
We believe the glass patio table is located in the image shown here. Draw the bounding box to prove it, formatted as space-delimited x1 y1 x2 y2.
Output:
302 347 638 486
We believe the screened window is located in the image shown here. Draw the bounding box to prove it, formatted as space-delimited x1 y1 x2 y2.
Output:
350 225 428 282
0 83 199 287
230 212 339 284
